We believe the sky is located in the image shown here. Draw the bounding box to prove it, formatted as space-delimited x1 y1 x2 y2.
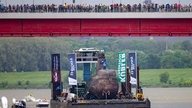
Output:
0 0 191 5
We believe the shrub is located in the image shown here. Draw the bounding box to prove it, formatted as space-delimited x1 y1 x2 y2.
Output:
48 81 52 88
17 81 22 86
159 72 169 83
168 80 172 84
184 80 192 87
25 81 30 85
1 81 8 88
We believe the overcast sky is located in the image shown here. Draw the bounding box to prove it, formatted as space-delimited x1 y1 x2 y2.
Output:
0 0 191 5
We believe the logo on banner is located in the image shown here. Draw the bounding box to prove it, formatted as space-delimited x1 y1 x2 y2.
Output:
68 53 77 85
69 58 75 76
117 52 126 82
130 56 135 76
56 84 62 91
51 54 61 83
129 52 137 85
53 71 58 82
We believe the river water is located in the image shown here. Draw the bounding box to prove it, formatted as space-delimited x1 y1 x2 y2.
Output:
0 88 192 108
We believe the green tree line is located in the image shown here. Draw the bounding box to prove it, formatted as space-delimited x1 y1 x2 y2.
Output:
0 37 191 72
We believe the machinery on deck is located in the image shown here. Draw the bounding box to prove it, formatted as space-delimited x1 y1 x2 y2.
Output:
50 48 150 108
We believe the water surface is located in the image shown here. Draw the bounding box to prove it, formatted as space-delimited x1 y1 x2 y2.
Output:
0 88 192 108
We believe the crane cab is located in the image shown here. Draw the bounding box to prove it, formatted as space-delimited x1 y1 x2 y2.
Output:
74 48 101 63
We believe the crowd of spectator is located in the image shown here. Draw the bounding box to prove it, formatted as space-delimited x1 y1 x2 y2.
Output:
0 3 192 13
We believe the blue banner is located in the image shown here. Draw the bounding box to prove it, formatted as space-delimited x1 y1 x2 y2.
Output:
68 53 77 85
128 52 137 85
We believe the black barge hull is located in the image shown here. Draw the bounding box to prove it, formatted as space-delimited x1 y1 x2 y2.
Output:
50 99 150 108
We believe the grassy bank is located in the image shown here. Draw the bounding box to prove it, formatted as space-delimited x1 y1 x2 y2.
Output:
0 69 192 89
0 71 83 89
140 68 192 87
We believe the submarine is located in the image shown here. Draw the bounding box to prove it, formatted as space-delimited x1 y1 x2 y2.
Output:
50 48 150 108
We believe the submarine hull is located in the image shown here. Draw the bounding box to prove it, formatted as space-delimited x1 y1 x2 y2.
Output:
86 69 119 99
50 98 150 108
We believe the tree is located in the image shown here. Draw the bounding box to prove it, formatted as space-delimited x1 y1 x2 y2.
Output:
137 51 148 69
159 72 169 83
0 37 192 72
146 54 161 69
181 40 192 51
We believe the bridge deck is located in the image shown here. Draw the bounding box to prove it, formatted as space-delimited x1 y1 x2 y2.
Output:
0 13 192 37
0 13 192 19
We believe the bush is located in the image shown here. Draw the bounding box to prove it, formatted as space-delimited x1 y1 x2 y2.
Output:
1 81 8 88
160 72 169 83
178 78 184 87
48 81 52 88
17 81 22 86
184 80 192 87
168 80 172 84
25 81 30 85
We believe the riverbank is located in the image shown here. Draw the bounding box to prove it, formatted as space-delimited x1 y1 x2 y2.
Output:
1 69 192 89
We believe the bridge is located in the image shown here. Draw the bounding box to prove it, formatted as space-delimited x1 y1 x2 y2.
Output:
0 12 192 37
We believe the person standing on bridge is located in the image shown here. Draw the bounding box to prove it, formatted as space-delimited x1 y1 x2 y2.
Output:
166 3 170 12
64 3 68 12
189 4 192 12
0 3 5 12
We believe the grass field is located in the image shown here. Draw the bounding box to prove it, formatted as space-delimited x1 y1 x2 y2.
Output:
0 68 192 89
0 71 84 89
140 68 192 87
